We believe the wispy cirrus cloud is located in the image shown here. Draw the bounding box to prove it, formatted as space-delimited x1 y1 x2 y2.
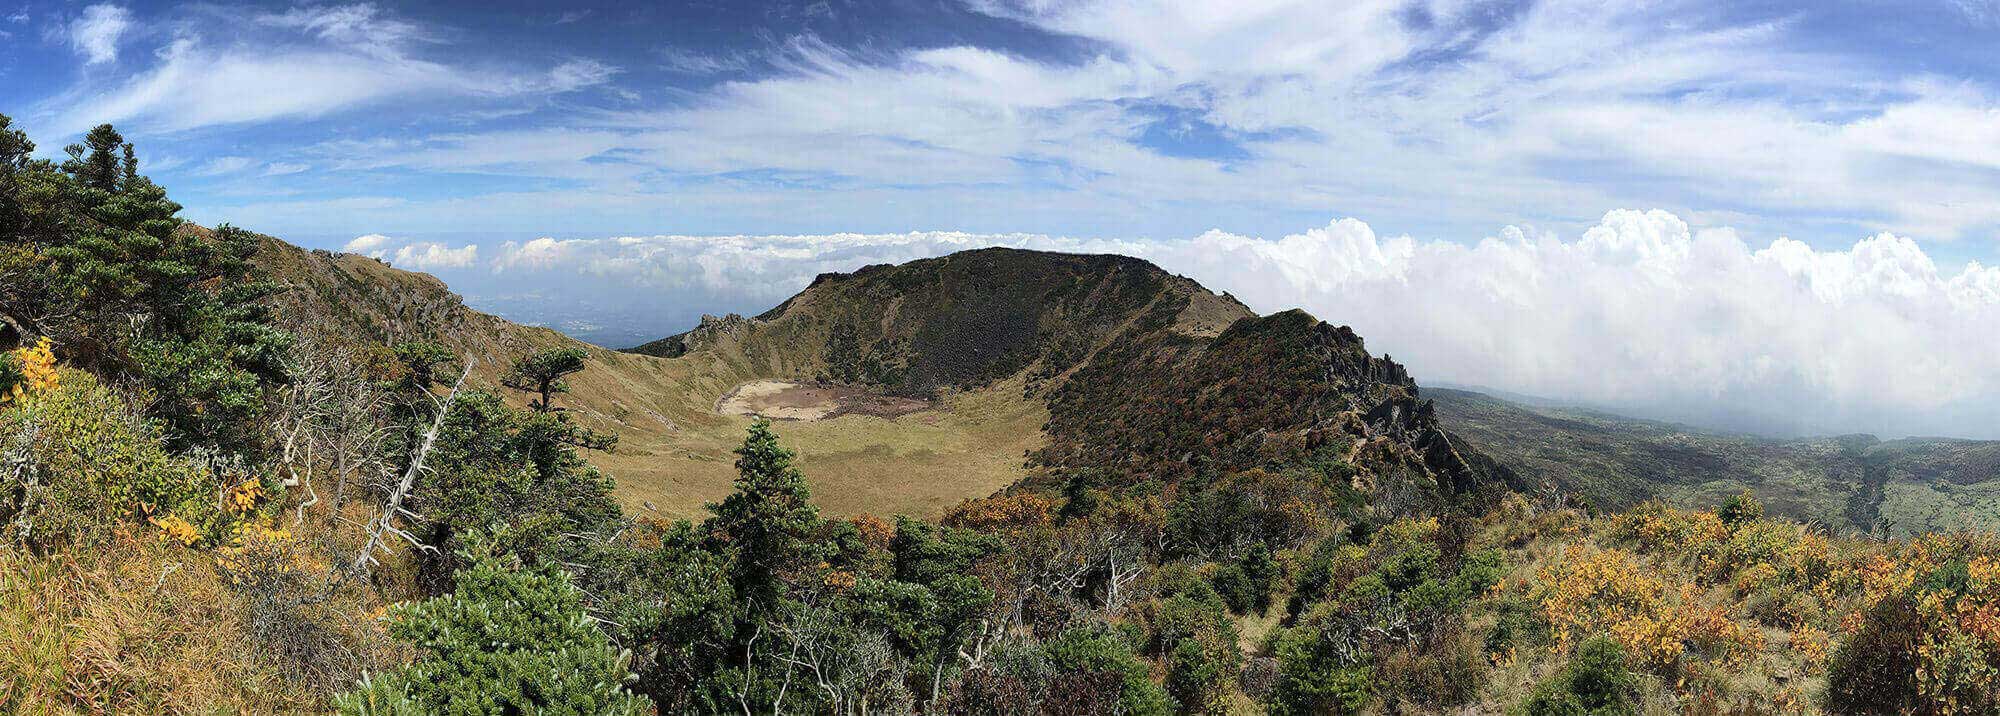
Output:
276 0 2000 245
658 46 757 75
37 3 616 135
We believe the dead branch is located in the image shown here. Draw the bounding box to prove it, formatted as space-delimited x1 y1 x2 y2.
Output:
350 358 473 577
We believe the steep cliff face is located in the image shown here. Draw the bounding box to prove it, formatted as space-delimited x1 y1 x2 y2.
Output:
1032 307 1522 510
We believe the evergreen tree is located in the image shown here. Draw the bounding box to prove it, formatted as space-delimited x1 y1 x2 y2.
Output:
707 418 825 616
1 116 290 454
335 536 646 716
889 515 1003 704
502 346 590 413
498 346 615 451
61 124 125 192
408 389 623 594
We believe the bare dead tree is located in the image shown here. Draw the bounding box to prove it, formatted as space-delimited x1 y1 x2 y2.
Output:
773 594 907 716
350 358 473 577
273 334 392 528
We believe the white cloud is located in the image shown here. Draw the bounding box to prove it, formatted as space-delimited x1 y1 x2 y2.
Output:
40 4 614 134
1953 0 2000 26
191 155 255 176
536 59 620 93
393 241 478 269
659 47 753 75
68 4 131 65
284 0 1954 244
489 210 2000 437
341 232 476 269
342 233 394 253
255 4 432 59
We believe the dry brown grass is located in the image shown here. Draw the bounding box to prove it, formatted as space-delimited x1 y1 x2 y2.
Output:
584 365 1048 521
0 528 360 715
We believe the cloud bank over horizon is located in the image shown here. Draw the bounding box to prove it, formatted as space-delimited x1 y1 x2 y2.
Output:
454 210 2000 440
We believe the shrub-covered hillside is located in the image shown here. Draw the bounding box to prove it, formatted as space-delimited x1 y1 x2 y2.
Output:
4 114 1998 714
1434 388 2000 536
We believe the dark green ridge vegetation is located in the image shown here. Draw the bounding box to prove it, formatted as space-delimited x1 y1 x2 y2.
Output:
1033 308 1524 510
629 247 1254 394
1432 387 2000 535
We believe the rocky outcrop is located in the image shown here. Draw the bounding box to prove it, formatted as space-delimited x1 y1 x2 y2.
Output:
627 313 750 358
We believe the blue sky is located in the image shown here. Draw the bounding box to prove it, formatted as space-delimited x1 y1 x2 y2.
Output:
6 0 2000 437
4 0 1997 246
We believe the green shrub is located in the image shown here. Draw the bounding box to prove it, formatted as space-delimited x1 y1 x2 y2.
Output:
1214 541 1278 615
1043 626 1175 716
0 352 20 399
1379 631 1487 712
1166 637 1234 715
1514 636 1638 716
1717 490 1763 527
1825 595 1924 715
1 369 242 548
334 538 645 715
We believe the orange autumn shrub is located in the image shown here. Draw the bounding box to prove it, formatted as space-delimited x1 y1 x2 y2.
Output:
943 492 1056 532
1529 544 1761 676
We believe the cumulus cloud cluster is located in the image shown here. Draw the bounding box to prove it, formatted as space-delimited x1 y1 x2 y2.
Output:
343 233 478 270
490 211 2000 438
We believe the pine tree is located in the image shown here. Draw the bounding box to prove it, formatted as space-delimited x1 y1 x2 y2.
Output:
3 116 290 454
707 419 824 612
502 347 590 413
62 124 124 192
335 536 647 715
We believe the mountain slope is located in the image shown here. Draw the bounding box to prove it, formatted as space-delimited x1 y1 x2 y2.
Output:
249 234 1048 519
1432 387 2000 534
628 247 1519 514
630 248 1252 392
251 230 1995 534
260 233 1525 519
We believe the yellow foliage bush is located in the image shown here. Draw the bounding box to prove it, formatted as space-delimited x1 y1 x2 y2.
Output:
1 368 262 548
0 338 60 406
1529 544 1762 676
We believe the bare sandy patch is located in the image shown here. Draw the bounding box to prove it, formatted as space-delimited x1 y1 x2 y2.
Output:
717 380 931 421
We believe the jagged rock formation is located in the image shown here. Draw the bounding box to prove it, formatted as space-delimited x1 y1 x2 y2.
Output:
629 314 750 359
